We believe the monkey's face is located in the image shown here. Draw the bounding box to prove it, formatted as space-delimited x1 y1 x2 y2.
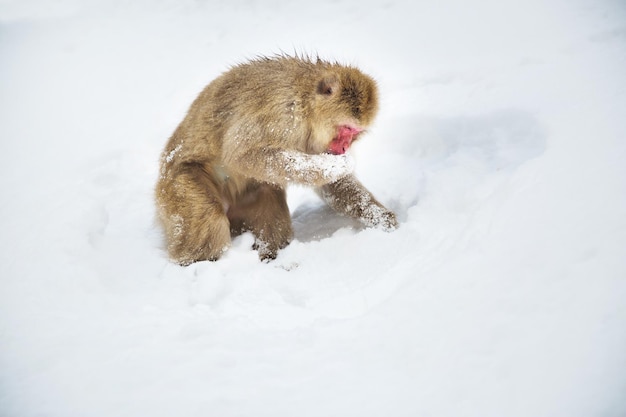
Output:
327 124 363 155
308 67 379 155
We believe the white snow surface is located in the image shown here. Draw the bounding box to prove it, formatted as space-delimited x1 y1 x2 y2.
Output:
1 0 626 416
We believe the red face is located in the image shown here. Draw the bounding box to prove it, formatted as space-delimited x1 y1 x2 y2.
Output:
327 125 364 155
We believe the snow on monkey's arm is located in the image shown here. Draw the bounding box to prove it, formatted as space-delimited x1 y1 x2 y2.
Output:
233 147 355 187
281 150 355 185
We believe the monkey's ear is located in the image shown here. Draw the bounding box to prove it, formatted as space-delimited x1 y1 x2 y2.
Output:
317 75 339 96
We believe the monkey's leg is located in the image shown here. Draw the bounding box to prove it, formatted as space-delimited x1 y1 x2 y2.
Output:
227 182 293 261
156 162 231 265
318 174 399 231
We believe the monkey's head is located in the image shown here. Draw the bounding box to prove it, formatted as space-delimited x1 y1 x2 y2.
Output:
308 66 379 155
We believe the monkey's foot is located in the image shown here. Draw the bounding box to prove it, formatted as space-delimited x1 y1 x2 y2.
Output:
252 237 291 262
174 244 229 266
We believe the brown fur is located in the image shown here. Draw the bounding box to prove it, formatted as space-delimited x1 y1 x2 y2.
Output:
156 55 397 264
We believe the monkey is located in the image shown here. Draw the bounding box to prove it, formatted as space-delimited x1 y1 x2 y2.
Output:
155 55 398 265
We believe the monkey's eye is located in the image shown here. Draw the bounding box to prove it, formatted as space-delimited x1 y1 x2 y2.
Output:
316 76 338 96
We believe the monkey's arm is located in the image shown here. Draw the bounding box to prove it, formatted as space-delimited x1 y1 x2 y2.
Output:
233 148 355 187
317 174 398 231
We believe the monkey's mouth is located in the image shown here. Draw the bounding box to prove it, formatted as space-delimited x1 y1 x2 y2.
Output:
328 125 363 155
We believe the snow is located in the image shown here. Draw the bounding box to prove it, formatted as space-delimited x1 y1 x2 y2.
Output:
1 0 625 416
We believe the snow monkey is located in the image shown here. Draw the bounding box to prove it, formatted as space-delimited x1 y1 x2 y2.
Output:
156 55 398 265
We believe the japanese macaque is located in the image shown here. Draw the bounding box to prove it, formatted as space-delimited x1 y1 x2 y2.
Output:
156 55 398 265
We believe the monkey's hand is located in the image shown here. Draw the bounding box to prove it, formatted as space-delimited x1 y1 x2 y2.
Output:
318 174 399 231
361 204 399 232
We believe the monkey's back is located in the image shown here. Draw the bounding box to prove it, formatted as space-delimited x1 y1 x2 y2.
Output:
164 56 329 166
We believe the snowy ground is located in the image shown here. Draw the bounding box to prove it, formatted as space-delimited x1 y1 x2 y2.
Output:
1 0 625 416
